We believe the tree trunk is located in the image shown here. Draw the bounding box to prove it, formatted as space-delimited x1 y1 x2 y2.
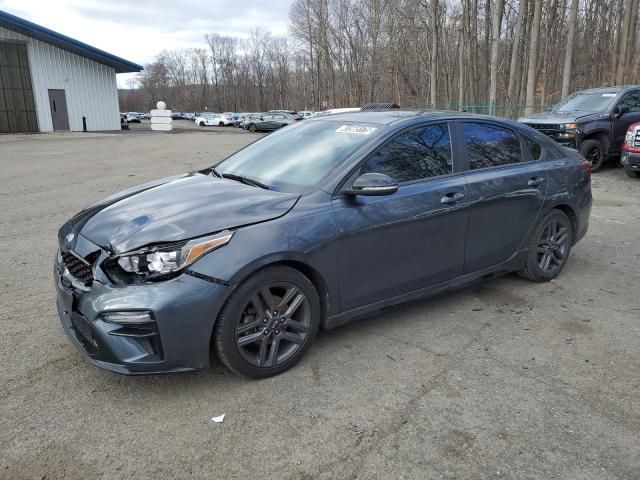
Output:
616 0 634 84
624 0 640 79
561 0 578 97
525 0 543 115
430 0 439 108
489 0 505 114
507 0 527 102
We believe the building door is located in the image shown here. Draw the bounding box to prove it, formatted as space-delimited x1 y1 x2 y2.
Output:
0 42 38 133
48 89 69 131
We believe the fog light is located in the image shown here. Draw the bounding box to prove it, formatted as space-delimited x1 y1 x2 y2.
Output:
102 311 153 324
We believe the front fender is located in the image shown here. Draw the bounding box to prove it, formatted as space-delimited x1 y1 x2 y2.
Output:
188 201 341 317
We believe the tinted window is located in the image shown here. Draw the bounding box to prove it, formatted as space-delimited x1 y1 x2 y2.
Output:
463 123 522 169
619 91 640 112
524 137 542 160
360 124 452 182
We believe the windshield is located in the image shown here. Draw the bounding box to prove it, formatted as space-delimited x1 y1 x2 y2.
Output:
216 120 382 192
552 91 618 113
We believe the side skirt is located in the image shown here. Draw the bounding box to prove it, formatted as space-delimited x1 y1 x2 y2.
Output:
324 251 528 329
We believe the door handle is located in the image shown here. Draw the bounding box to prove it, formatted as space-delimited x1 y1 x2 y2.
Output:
441 192 465 205
528 177 545 187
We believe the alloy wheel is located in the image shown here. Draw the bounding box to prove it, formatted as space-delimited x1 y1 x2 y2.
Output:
234 282 311 368
537 218 570 274
584 145 602 170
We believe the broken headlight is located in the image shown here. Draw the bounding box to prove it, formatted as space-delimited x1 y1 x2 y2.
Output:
104 231 233 283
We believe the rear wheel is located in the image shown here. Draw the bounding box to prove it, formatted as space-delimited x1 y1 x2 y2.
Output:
218 121 224 126
579 139 606 172
625 168 640 178
518 210 573 282
199 121 205 126
214 266 320 378
248 124 257 133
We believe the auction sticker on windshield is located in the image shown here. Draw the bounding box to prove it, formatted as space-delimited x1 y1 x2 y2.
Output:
602 93 617 97
336 125 377 135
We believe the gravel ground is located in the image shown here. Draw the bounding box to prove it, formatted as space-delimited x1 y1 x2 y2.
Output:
0 129 639 480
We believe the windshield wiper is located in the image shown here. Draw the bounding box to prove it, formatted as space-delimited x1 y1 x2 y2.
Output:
219 172 270 190
209 166 223 178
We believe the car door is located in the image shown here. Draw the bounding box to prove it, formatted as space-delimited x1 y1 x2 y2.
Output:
332 123 469 311
275 114 289 129
457 121 548 273
612 90 640 153
260 114 274 130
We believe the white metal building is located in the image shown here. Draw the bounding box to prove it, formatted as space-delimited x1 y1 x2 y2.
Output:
0 10 142 133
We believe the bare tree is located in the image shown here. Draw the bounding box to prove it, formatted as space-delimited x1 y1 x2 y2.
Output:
489 0 505 114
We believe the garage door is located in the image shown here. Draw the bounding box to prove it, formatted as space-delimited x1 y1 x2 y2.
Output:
0 42 38 133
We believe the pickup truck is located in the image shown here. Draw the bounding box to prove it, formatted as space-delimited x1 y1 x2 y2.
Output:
621 122 640 178
518 86 640 171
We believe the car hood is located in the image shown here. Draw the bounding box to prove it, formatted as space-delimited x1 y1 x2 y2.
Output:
518 110 605 124
70 172 300 253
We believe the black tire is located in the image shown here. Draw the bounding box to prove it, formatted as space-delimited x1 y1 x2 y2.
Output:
248 124 257 133
214 266 321 378
199 121 205 126
579 139 606 172
518 210 573 282
218 121 224 126
625 168 640 178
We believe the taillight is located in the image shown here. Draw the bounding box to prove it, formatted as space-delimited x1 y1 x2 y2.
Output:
582 159 592 176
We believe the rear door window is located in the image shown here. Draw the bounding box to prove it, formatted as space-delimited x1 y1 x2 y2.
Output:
462 122 523 169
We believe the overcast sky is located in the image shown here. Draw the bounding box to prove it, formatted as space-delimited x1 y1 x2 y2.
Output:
0 0 294 86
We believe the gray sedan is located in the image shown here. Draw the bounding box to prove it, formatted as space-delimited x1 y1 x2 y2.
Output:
54 110 592 378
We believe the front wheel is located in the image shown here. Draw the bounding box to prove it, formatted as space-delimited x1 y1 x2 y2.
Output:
248 124 257 133
214 266 321 378
518 210 573 282
199 121 205 126
579 139 606 172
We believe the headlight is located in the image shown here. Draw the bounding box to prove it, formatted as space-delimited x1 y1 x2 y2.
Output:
106 231 233 283
560 123 578 131
625 130 634 145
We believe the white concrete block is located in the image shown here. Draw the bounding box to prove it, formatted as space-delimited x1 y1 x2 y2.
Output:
150 109 172 117
151 123 173 131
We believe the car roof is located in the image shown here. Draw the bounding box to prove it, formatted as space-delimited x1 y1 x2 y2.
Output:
308 109 521 126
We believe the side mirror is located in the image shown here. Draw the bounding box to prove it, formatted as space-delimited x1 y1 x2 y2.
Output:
613 105 628 118
345 172 398 196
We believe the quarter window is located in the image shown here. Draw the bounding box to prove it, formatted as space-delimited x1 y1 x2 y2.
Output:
618 91 640 112
463 122 523 169
524 137 542 160
360 124 452 183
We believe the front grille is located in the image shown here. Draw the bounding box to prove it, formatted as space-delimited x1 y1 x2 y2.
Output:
526 123 560 133
62 251 94 287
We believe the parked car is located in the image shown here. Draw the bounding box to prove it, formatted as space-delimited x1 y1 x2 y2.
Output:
518 85 640 171
298 111 316 119
239 113 262 129
244 112 300 132
195 113 234 126
620 122 640 178
125 113 140 123
54 110 591 378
